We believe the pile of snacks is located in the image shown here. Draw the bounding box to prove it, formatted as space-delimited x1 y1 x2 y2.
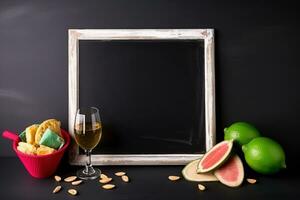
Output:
17 119 65 156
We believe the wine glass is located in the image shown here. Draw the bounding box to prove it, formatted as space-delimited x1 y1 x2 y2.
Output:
74 107 102 180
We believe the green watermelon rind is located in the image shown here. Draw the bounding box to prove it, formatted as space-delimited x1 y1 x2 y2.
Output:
197 140 233 173
182 159 219 182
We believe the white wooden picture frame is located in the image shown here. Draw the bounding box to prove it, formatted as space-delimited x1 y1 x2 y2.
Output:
68 29 215 165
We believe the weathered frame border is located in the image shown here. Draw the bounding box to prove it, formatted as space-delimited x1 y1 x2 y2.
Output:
68 29 215 165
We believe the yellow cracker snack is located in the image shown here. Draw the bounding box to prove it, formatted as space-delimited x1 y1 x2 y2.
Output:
36 145 55 155
25 124 39 145
35 119 61 144
17 142 37 155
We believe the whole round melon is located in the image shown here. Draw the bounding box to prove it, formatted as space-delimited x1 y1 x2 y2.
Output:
242 137 286 174
214 155 244 187
224 122 261 146
197 140 233 173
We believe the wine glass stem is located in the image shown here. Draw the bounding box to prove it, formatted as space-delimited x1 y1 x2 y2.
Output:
85 149 92 173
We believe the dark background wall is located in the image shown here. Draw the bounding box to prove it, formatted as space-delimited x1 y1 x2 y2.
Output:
0 0 299 169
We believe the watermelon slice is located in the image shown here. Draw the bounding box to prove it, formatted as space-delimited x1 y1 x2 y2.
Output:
182 159 218 182
197 140 233 173
214 155 244 187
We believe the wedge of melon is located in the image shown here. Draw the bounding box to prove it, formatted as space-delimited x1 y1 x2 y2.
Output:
197 140 233 173
214 155 244 187
182 159 218 182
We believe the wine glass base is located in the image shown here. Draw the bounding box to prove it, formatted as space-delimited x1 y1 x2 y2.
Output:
77 167 101 180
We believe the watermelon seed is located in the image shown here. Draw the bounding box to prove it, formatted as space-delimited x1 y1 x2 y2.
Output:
68 189 78 196
246 178 257 184
102 184 116 190
52 185 62 194
198 184 206 191
121 175 130 182
54 175 61 182
64 176 77 182
99 177 112 184
168 176 180 181
100 173 108 179
115 172 126 176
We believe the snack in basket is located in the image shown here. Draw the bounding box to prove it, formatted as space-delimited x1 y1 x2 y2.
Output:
39 128 64 149
17 119 64 156
25 124 39 145
17 142 37 155
36 145 55 155
35 119 62 144
19 130 26 142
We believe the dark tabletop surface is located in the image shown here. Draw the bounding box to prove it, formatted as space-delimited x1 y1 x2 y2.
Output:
1 157 299 200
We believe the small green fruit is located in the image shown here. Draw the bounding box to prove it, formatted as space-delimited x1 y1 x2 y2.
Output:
242 137 286 174
224 122 261 146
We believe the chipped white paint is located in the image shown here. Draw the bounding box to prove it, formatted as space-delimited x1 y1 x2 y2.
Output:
68 29 215 165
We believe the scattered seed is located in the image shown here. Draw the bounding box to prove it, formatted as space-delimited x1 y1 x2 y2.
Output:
68 189 77 196
100 174 108 179
72 180 83 185
115 172 126 176
198 184 206 191
99 178 112 184
54 175 61 182
121 175 129 183
247 178 257 184
52 185 62 194
168 176 180 181
64 176 77 182
102 184 116 190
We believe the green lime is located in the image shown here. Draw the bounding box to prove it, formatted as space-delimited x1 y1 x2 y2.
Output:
242 137 286 174
224 122 261 146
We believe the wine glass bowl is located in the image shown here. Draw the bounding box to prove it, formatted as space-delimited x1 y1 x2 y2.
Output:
74 107 102 180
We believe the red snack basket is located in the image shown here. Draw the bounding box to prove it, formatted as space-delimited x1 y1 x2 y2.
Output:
2 129 70 178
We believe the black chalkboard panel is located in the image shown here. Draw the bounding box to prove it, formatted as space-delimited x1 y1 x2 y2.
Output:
79 40 205 154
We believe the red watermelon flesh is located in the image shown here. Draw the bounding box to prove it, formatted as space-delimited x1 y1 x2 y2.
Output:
197 140 233 173
202 144 229 169
214 155 244 187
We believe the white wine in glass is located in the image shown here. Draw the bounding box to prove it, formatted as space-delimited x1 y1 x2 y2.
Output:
74 107 102 180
